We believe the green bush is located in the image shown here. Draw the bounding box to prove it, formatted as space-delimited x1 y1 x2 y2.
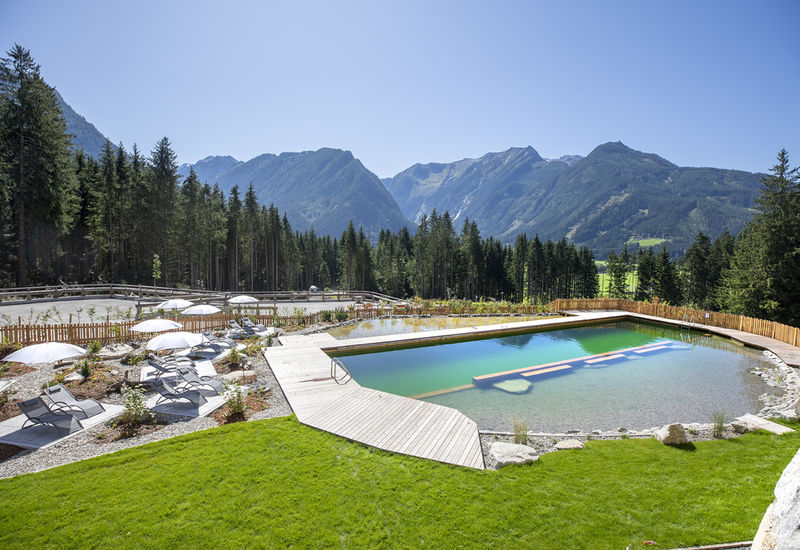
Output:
86 340 102 358
712 409 729 438
78 360 91 379
225 382 246 417
335 309 348 322
321 310 333 322
115 385 154 437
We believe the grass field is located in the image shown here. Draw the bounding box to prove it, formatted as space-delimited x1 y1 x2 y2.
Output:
597 271 637 296
1 415 798 548
627 237 668 247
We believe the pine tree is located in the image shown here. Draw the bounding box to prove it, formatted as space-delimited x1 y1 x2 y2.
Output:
683 232 711 307
0 44 77 285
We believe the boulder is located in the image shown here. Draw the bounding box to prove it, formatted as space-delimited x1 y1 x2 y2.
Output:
63 372 85 383
489 442 539 469
655 423 688 445
98 343 134 359
734 414 794 435
752 448 800 550
221 370 257 384
492 379 532 394
555 439 584 450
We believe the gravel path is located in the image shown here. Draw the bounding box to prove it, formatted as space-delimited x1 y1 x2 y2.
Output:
0 344 293 480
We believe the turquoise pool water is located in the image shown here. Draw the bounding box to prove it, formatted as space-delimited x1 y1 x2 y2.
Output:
336 321 774 432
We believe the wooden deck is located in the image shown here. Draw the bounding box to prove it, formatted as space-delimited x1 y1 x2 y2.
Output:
264 333 485 469
619 312 800 367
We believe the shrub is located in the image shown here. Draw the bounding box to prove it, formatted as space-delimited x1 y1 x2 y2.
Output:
513 418 528 445
78 360 91 379
266 334 273 348
227 348 241 367
116 385 154 436
335 309 348 322
321 310 333 323
0 388 14 407
712 409 729 438
86 340 102 358
244 337 262 356
225 382 246 417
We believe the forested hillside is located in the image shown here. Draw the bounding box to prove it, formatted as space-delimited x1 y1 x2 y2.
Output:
385 142 763 256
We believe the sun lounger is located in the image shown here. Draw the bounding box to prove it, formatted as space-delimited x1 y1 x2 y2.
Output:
228 319 256 339
149 379 207 407
147 356 198 379
44 384 105 419
17 397 84 434
176 370 224 394
202 331 236 349
241 318 267 332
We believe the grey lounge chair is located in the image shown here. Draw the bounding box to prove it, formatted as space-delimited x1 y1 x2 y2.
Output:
149 379 207 407
17 397 84 434
201 331 236 349
241 318 267 332
44 384 105 419
147 356 198 380
176 370 224 395
228 319 254 339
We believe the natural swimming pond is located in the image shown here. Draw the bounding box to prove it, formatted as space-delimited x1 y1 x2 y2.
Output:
335 321 775 432
326 315 547 339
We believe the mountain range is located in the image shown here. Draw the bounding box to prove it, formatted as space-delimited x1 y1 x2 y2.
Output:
59 90 763 255
384 142 762 255
177 149 410 237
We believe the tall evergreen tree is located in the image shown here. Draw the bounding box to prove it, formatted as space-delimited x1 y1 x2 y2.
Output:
720 150 800 322
683 232 711 307
0 44 77 285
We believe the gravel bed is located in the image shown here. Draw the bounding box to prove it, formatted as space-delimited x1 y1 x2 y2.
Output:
0 342 293 480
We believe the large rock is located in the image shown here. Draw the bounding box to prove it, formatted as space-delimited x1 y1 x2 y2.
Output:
489 442 539 468
221 370 257 384
752 448 800 550
655 423 688 445
733 414 794 435
63 372 85 383
555 439 584 450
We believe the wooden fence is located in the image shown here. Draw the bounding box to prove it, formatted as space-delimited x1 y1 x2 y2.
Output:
0 301 549 346
549 298 800 347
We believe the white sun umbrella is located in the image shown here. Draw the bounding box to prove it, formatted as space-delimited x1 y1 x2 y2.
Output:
228 295 259 304
181 304 222 315
2 342 86 365
155 298 194 310
146 331 203 351
131 319 183 333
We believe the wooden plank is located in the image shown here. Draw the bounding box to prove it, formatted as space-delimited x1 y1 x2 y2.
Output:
584 353 625 364
473 340 669 384
521 364 573 378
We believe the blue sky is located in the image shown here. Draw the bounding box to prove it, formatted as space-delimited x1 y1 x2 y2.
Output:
2 0 798 177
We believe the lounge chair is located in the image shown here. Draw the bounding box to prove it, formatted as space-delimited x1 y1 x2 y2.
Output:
44 384 105 419
149 379 207 407
17 397 84 434
228 319 255 339
241 318 267 332
175 370 224 394
146 356 198 380
201 331 237 349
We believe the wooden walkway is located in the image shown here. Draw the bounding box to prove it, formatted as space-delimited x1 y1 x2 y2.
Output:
618 312 800 367
264 333 485 469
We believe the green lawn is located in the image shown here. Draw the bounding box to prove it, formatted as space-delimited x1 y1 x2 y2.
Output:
627 237 668 247
597 271 637 295
1 416 798 549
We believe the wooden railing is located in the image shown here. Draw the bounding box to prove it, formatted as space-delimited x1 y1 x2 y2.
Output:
0 283 399 305
549 298 800 347
0 308 390 346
